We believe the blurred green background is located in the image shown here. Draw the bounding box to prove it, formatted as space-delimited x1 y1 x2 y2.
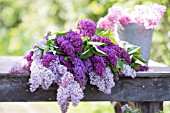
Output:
0 0 170 113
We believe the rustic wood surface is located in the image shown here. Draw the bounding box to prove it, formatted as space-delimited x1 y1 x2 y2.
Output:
0 56 170 102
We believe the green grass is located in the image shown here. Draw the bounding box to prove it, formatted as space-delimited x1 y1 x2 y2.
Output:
0 102 115 113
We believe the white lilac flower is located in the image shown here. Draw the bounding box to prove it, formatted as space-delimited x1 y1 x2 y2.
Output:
121 64 136 78
89 67 115 94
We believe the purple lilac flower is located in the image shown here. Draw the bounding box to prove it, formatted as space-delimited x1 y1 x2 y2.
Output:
64 30 83 54
72 57 87 88
58 55 72 72
121 64 136 78
57 72 84 113
89 67 115 94
55 30 83 59
98 46 118 67
90 55 106 76
113 45 131 64
84 58 93 73
9 58 30 74
137 65 149 72
91 36 114 46
121 104 133 113
77 19 96 37
41 52 56 67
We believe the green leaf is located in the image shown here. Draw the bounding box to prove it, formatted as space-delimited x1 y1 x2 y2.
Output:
128 47 141 55
92 45 108 56
111 66 119 72
82 36 89 41
80 49 93 59
64 56 69 61
133 55 147 63
117 58 124 70
47 31 51 35
110 37 118 44
43 46 49 54
37 44 48 50
130 63 139 70
55 31 67 36
99 29 111 37
134 58 146 66
88 41 107 46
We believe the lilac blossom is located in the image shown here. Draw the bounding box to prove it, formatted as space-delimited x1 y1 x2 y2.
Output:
77 19 96 37
97 4 166 30
84 58 93 73
98 46 118 67
91 36 114 46
137 65 149 72
90 55 106 76
24 51 34 67
9 58 30 74
113 45 131 64
57 72 84 113
58 55 72 72
121 64 136 78
29 59 55 92
72 57 87 88
55 30 83 58
89 67 115 94
121 104 133 113
41 52 56 67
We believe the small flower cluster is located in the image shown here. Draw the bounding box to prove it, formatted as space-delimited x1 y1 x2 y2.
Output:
9 19 148 113
97 3 166 30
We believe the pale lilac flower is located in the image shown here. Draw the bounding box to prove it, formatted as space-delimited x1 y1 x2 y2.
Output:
57 72 84 113
121 104 133 113
121 64 136 78
29 60 55 92
89 67 115 94
9 58 30 74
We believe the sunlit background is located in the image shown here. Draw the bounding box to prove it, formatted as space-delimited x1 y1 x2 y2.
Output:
0 0 170 113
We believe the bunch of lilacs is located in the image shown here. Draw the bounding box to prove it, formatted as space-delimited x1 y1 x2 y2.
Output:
97 3 166 30
9 19 149 113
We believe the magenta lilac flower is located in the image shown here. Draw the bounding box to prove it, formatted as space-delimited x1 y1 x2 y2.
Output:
77 19 96 37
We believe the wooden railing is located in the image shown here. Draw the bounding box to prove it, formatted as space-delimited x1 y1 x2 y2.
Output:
0 56 170 113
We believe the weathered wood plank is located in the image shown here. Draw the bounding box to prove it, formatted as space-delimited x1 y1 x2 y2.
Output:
0 75 170 101
0 56 170 102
